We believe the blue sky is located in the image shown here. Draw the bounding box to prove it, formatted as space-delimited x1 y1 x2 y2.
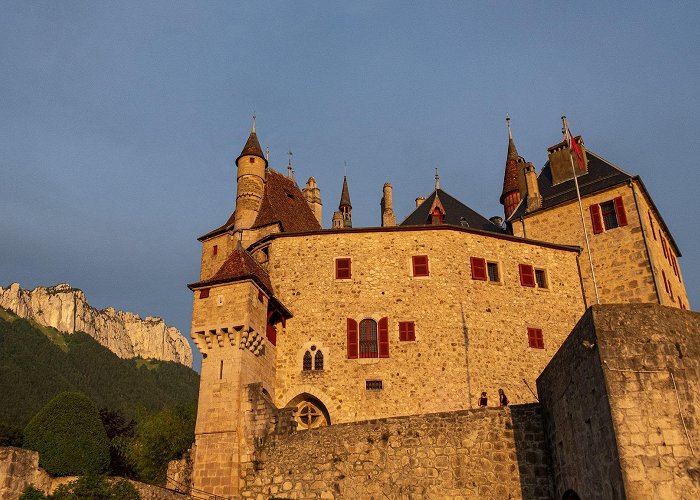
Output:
2 2 699 371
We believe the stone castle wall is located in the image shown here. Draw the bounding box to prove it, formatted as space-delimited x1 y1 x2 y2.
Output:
0 283 192 367
262 227 585 424
241 404 552 500
511 180 689 309
538 304 700 500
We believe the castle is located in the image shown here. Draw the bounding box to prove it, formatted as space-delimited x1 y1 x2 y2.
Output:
183 118 696 499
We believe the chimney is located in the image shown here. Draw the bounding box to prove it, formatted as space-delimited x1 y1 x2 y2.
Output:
381 183 396 227
525 163 542 212
415 197 426 208
547 135 588 185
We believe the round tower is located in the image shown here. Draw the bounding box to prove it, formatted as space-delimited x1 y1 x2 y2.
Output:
234 117 268 231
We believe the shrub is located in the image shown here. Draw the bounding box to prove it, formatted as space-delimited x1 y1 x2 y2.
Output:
23 392 110 476
19 486 46 499
49 474 140 499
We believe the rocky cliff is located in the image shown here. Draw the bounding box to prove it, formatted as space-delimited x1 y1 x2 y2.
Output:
0 283 192 367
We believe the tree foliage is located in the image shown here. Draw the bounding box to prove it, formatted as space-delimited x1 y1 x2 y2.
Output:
0 309 198 445
123 404 196 484
21 475 140 500
23 392 110 476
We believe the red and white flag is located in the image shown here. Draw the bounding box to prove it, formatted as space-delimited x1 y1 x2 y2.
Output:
565 127 585 170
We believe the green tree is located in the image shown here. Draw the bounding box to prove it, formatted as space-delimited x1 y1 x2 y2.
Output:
23 392 110 476
124 404 195 484
19 486 46 500
49 475 140 500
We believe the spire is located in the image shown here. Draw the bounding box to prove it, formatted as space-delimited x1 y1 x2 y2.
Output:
434 167 440 190
237 114 266 164
500 115 523 219
340 176 352 209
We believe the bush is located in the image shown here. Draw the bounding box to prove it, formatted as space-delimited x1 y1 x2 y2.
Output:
23 392 110 476
19 486 45 499
49 475 140 500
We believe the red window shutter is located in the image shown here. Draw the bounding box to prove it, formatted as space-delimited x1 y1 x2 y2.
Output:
519 264 535 287
378 317 389 358
662 271 669 293
399 321 415 341
336 258 351 279
527 327 544 349
347 318 358 359
266 323 277 346
614 197 628 227
470 257 487 281
199 288 210 299
662 237 668 259
412 255 429 277
590 204 604 234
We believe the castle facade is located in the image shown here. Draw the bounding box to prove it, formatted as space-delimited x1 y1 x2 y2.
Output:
185 119 690 498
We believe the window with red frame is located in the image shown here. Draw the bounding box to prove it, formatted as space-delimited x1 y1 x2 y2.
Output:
527 327 544 349
199 288 210 299
412 255 429 277
335 258 352 279
399 321 415 341
347 317 389 358
590 197 627 234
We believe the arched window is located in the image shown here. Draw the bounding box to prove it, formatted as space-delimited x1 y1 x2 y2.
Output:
314 350 324 370
303 351 312 371
359 319 378 358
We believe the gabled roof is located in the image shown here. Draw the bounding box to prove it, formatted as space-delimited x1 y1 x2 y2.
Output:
509 150 682 255
509 151 633 220
252 170 322 233
198 169 321 241
188 241 273 294
400 189 503 233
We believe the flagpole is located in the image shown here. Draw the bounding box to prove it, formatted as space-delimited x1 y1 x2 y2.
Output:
562 116 600 305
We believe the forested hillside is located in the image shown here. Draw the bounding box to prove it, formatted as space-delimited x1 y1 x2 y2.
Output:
0 307 199 443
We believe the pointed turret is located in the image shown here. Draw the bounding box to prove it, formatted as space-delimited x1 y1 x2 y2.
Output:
500 115 524 220
335 176 352 228
234 116 268 230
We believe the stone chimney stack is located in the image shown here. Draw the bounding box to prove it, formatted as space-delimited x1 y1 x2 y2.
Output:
415 197 426 208
547 135 588 185
303 177 323 226
525 163 542 212
381 183 396 227
332 211 344 229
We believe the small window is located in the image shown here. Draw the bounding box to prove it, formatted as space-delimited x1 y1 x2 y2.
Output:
487 262 499 282
335 258 352 279
314 350 324 370
199 288 210 299
535 269 548 289
412 255 429 277
661 237 669 259
600 201 619 230
527 327 544 349
303 351 312 371
366 380 383 391
258 290 264 302
212 244 218 256
399 321 415 341
249 157 255 163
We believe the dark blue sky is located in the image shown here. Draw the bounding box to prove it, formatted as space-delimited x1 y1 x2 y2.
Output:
2 2 699 371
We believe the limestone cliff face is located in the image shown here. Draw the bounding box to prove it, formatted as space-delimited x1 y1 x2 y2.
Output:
0 283 193 368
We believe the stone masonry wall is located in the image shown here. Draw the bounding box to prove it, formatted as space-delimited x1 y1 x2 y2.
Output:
536 308 626 500
538 304 700 500
594 304 700 499
263 227 585 424
512 180 689 309
0 447 51 500
241 404 552 500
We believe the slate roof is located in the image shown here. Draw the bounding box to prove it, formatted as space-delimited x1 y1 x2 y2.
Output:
236 130 266 163
500 136 521 202
400 189 503 233
339 176 352 209
198 169 321 241
509 150 633 220
187 241 273 294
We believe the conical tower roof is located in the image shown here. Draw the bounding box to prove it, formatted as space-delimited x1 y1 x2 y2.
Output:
339 176 352 209
236 116 267 165
500 117 521 204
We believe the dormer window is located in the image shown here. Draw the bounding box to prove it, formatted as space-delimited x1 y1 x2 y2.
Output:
431 208 444 225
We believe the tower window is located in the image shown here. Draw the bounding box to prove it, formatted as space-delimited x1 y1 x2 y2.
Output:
212 245 218 256
412 255 429 277
535 269 548 289
303 351 312 371
199 288 210 299
335 258 352 279
399 321 415 341
359 319 378 358
249 157 255 163
487 262 500 282
527 327 544 349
